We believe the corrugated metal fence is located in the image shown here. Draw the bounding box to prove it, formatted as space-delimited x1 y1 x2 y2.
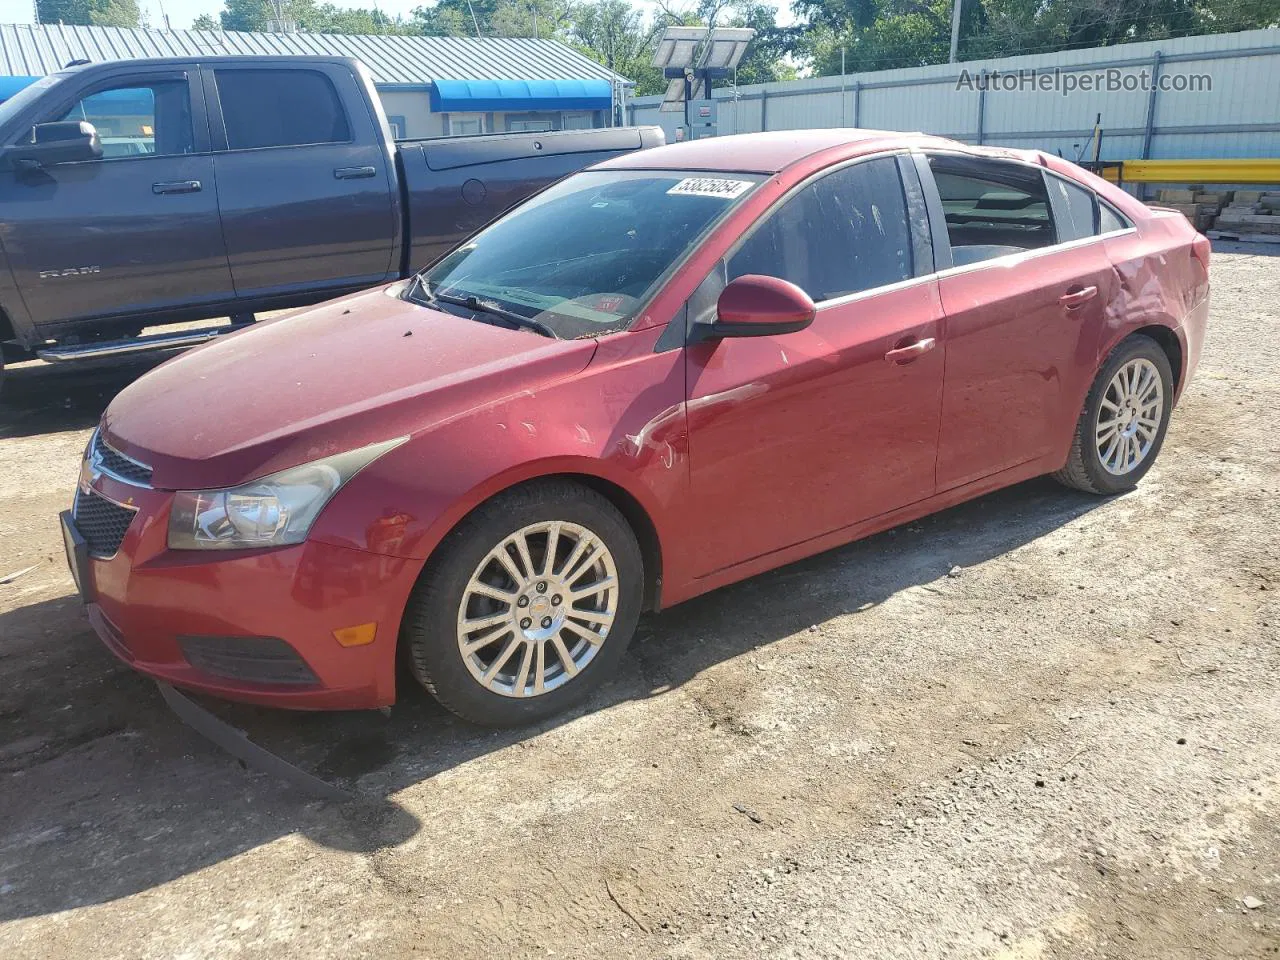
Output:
629 28 1280 163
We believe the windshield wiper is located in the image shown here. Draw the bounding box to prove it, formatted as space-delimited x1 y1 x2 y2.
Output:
433 290 559 339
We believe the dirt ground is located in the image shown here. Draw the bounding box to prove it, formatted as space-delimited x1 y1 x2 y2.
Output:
1 246 1277 960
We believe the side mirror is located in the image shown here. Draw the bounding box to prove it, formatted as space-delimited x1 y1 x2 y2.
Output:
6 121 102 169
692 274 816 343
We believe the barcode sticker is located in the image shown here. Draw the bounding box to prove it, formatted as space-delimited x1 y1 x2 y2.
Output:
667 177 754 200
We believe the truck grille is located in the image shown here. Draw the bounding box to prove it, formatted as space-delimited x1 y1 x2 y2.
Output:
93 431 153 486
73 489 137 558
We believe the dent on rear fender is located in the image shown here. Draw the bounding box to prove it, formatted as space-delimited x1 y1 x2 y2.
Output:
1102 226 1193 358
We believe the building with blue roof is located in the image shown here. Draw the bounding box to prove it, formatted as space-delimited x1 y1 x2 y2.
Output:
0 22 630 137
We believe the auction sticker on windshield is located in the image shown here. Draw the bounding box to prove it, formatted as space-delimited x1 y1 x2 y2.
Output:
667 177 755 199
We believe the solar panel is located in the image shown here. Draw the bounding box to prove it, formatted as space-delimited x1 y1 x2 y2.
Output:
651 26 708 70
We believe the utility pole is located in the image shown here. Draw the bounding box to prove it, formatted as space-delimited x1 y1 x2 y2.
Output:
949 0 962 63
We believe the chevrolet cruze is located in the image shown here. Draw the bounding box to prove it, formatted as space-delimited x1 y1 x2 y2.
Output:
62 130 1210 726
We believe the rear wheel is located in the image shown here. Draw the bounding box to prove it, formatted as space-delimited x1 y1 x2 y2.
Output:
1053 334 1174 495
401 480 643 727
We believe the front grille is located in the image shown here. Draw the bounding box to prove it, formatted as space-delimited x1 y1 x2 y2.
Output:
178 636 319 686
94 431 153 486
73 489 137 558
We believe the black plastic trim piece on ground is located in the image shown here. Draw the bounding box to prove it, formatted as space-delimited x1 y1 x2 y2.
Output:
156 682 353 802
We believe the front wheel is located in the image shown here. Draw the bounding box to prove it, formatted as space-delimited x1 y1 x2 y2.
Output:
401 480 644 727
1053 334 1174 495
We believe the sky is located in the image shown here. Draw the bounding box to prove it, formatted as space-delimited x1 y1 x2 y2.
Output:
5 0 745 30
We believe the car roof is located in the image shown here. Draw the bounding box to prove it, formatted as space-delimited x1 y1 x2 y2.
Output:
595 129 959 174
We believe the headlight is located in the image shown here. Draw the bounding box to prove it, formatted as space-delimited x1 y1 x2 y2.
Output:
167 437 405 550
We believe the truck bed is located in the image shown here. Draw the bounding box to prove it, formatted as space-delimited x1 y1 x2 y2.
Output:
398 127 665 271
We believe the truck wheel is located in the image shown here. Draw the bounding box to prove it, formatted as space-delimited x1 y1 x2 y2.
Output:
401 480 644 727
1053 334 1174 495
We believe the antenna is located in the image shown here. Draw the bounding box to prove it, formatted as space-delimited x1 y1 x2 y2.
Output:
265 0 296 33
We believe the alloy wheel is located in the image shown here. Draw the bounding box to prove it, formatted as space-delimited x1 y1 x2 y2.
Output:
1095 357 1164 476
456 521 618 698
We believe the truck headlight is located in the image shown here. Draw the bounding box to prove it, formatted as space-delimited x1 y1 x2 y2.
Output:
167 438 405 550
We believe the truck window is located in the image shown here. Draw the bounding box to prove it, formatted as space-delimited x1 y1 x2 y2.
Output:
215 69 351 150
58 81 193 158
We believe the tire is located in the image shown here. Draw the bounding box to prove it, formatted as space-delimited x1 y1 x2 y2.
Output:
1053 334 1175 495
401 479 644 727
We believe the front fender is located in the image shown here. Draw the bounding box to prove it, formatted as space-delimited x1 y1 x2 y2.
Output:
309 325 689 570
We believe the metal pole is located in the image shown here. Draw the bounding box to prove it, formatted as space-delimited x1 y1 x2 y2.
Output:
1141 51 1164 160
841 47 847 126
976 69 986 144
949 0 962 63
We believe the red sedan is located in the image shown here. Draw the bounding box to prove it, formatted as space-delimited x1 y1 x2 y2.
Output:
63 130 1209 727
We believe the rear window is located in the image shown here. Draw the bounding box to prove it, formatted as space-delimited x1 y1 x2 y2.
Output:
1047 174 1100 241
928 155 1055 265
1099 201 1130 234
215 69 350 150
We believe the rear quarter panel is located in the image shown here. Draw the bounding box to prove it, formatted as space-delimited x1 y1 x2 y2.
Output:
1100 209 1208 401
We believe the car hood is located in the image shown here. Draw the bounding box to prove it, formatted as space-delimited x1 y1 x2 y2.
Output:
102 286 598 490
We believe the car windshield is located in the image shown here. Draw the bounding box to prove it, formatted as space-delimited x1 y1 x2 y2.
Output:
408 169 765 339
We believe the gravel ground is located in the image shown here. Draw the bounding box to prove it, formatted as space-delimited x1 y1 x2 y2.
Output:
1 246 1277 960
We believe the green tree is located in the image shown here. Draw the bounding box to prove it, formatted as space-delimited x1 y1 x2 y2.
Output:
195 0 412 33
37 0 145 27
794 0 1280 74
570 0 667 93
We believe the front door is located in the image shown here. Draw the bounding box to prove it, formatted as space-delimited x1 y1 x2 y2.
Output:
0 67 231 330
924 153 1116 489
204 62 397 300
684 155 945 577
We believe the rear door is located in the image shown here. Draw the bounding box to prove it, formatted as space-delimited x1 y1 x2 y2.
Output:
0 65 231 330
923 153 1116 490
684 155 945 576
205 61 397 299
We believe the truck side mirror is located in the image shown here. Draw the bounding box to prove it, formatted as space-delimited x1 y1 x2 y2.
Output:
6 121 103 169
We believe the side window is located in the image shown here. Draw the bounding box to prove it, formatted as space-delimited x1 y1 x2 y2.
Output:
728 157 914 302
1047 174 1099 241
1099 201 1130 234
57 80 193 158
927 155 1054 265
215 69 350 150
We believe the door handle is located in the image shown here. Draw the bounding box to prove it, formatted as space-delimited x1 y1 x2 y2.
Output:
1059 285 1098 309
884 337 937 364
152 180 201 194
333 165 377 180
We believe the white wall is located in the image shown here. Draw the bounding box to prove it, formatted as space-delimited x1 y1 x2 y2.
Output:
376 89 604 139
631 29 1280 163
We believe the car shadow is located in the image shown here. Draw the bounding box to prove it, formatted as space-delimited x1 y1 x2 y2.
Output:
0 352 177 438
0 463 1105 922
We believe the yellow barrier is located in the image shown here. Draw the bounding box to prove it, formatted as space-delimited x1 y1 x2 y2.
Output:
1099 159 1280 184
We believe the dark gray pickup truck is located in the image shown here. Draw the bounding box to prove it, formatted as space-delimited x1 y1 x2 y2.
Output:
0 56 661 382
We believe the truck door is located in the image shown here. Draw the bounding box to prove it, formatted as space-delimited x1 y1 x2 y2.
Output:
0 66 231 331
204 62 398 299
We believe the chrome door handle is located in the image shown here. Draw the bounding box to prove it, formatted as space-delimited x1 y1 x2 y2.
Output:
152 180 201 194
334 166 376 180
884 337 937 364
1059 285 1098 309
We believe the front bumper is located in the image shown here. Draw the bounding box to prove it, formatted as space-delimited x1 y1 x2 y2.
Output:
65 473 422 711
